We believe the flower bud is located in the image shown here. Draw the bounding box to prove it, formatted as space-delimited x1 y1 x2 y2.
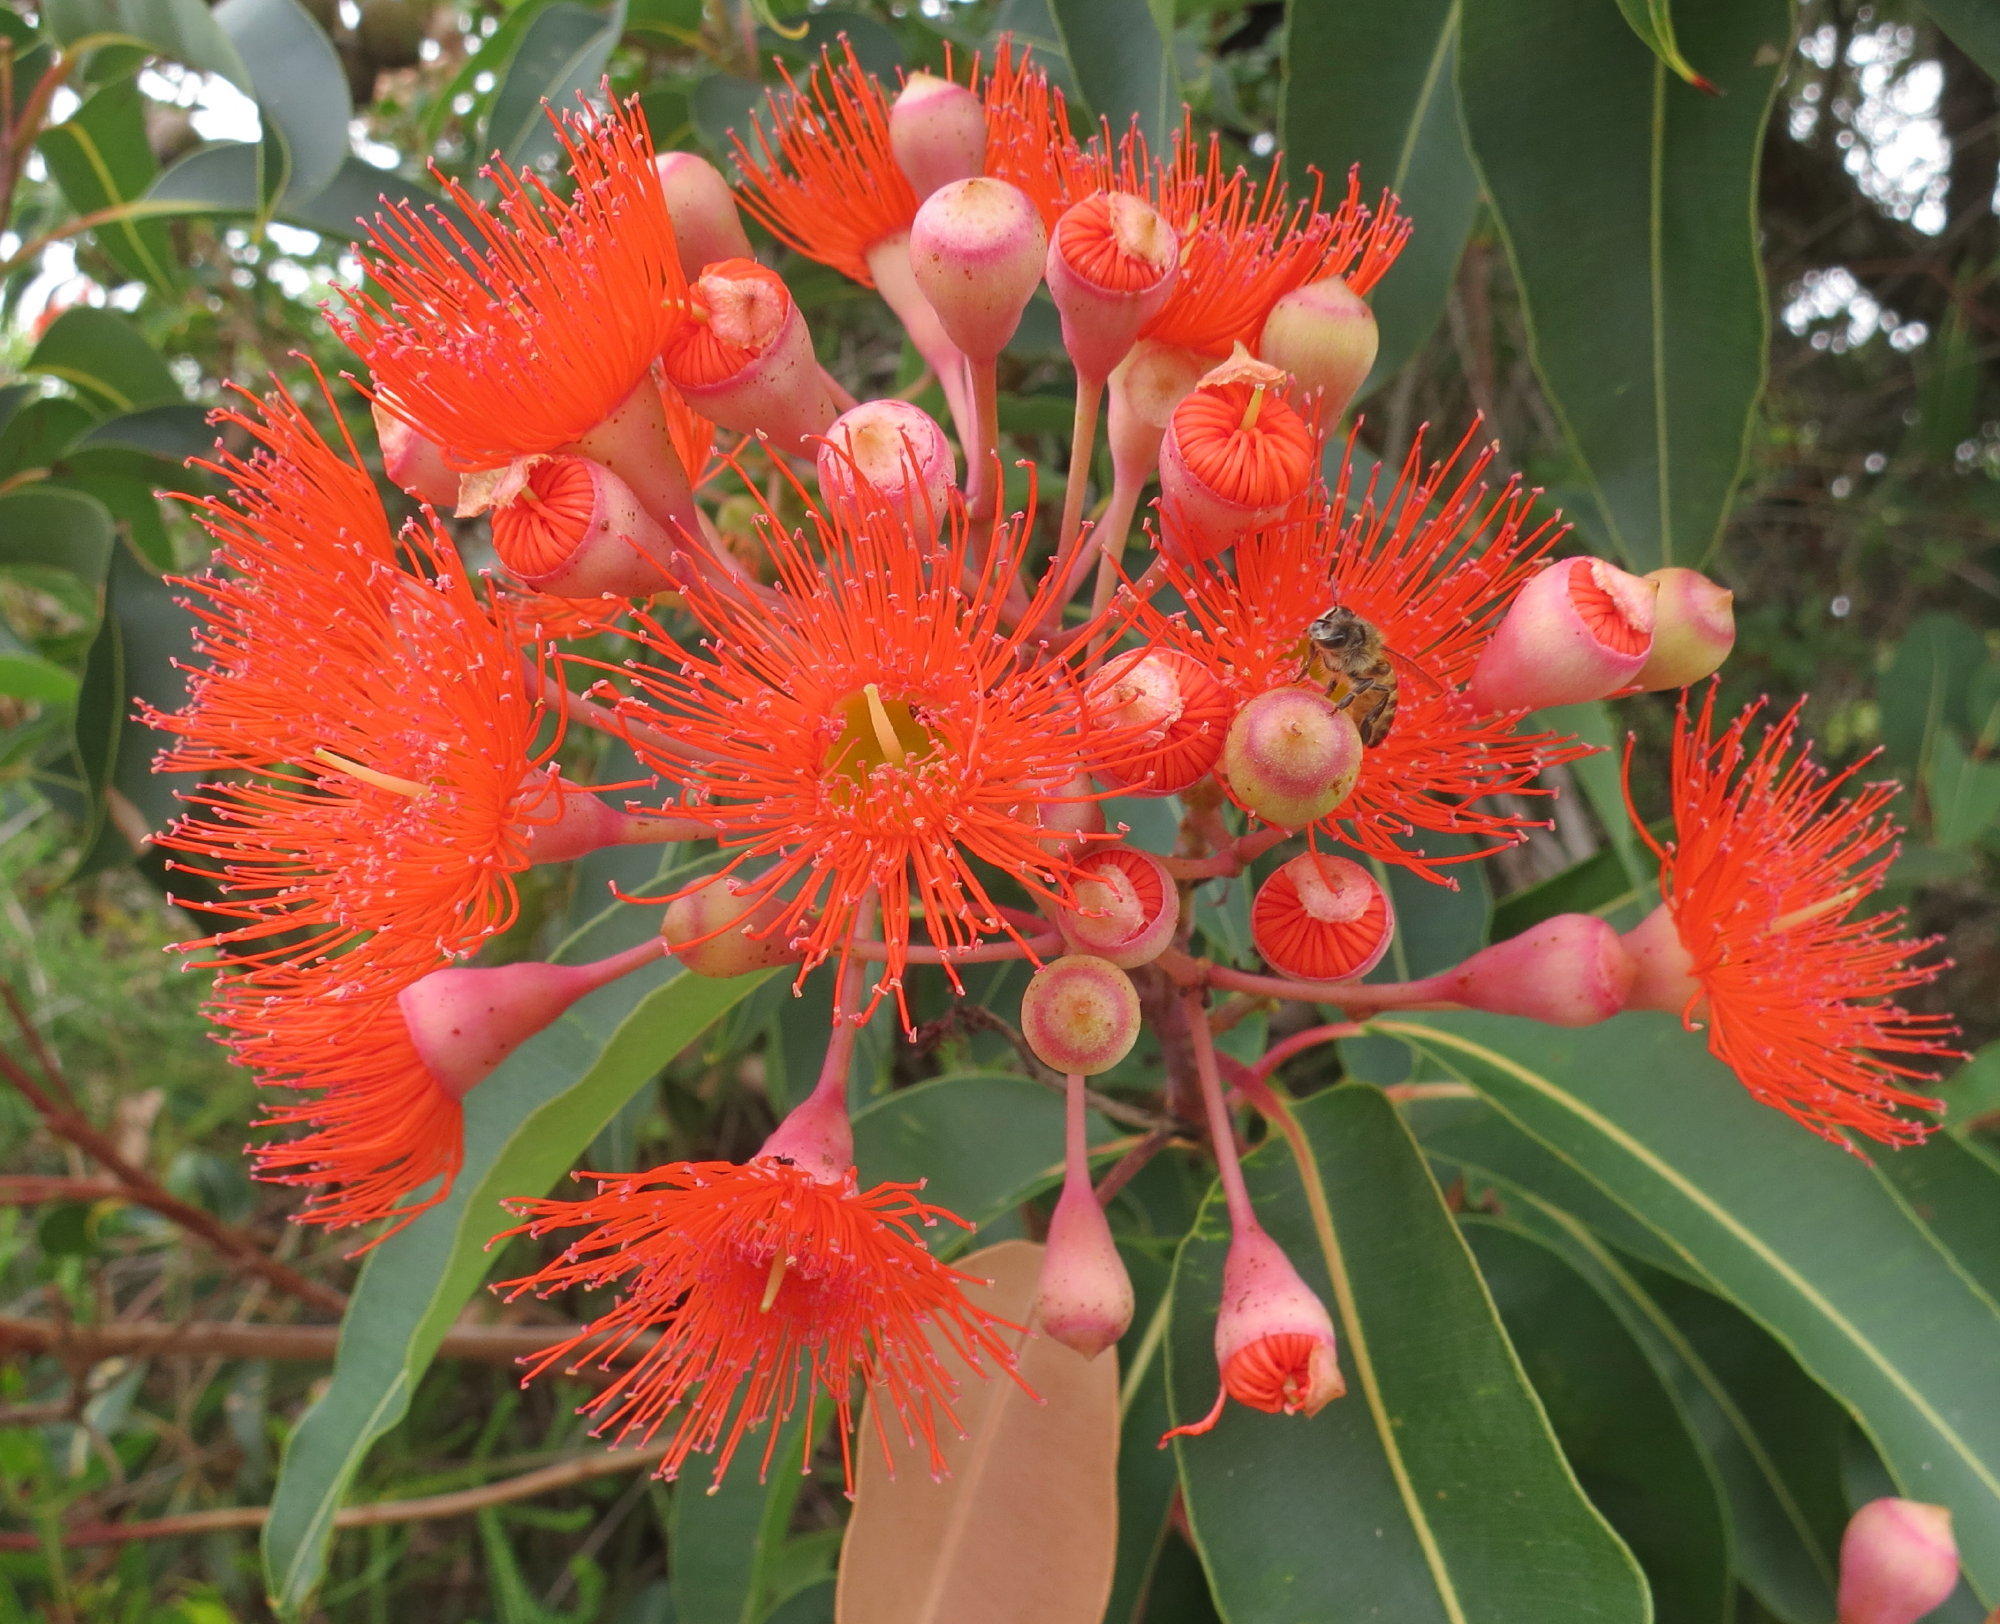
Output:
1464 556 1657 715
372 399 458 508
1021 955 1141 1076
1158 353 1316 564
1437 914 1635 1027
1046 191 1180 384
400 945 660 1101
519 773 701 866
890 71 987 201
1164 1225 1344 1440
1618 901 1700 1015
1634 567 1735 690
909 177 1048 362
816 399 956 540
1257 276 1378 418
1838 1499 1959 1624
1107 339 1210 484
1029 773 1107 859
1219 686 1364 829
1252 853 1395 983
659 259 838 458
757 1089 854 1185
1057 846 1179 968
662 878 800 979
488 455 682 599
652 151 754 279
1035 1176 1134 1358
1086 648 1232 794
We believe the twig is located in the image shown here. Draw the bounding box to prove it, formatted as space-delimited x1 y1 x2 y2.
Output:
0 1176 125 1206
0 1315 619 1368
0 1446 670 1551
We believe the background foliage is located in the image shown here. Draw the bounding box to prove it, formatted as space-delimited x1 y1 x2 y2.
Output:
3 0 2000 1619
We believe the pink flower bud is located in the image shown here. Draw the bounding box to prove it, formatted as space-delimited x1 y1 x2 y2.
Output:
487 455 682 599
1619 901 1700 1014
909 177 1048 362
652 151 753 279
1252 853 1395 983
1436 914 1636 1026
1257 276 1378 418
1838 1499 1959 1624
1465 556 1658 715
1165 1225 1344 1440
816 399 956 540
1107 339 1210 485
1086 647 1232 794
1035 1175 1134 1358
1220 686 1364 829
371 400 458 508
518 773 703 866
1634 567 1735 690
1021 955 1141 1076
1057 846 1179 968
757 1089 854 1185
1046 191 1180 384
1028 773 1107 859
659 259 837 458
662 878 801 978
889 71 987 201
399 943 661 1101
1159 353 1317 564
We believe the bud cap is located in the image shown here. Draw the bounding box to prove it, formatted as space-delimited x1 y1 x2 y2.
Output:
1021 955 1142 1076
1220 686 1364 829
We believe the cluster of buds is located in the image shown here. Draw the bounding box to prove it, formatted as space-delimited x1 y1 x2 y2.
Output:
151 45 1956 1488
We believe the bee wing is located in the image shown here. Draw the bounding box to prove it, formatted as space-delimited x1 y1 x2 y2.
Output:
1383 645 1450 699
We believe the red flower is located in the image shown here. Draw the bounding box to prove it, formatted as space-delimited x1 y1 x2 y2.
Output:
976 39 1087 227
1630 690 1957 1146
601 486 1128 1016
332 96 687 469
1148 426 1588 881
499 1158 1020 1489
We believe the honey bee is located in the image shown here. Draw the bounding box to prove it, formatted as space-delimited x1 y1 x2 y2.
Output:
1297 606 1407 748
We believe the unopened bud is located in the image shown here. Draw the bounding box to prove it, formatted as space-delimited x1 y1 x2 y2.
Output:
1619 901 1700 1015
1107 340 1210 484
1258 277 1378 417
909 177 1048 362
1465 556 1657 715
1634 567 1735 690
1035 1175 1134 1358
1165 1225 1344 1440
489 455 681 599
662 878 800 978
1057 846 1179 968
652 151 754 279
1021 955 1141 1076
1028 773 1107 860
1086 647 1232 794
817 399 956 539
1252 853 1395 983
1046 192 1180 384
519 772 700 865
890 71 987 201
372 400 458 508
1158 354 1316 564
659 259 837 458
1219 686 1364 829
1436 914 1635 1026
1838 1499 1959 1624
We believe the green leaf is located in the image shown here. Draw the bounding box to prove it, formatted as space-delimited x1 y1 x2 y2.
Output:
0 486 115 579
215 0 352 202
1456 0 1787 569
1280 0 1482 389
1045 0 1178 152
145 147 456 243
260 965 772 1618
41 0 251 87
483 1 627 176
1922 0 2000 83
667 1416 813 1624
1610 0 1717 89
0 634 80 706
1926 729 2000 850
1387 1011 2000 1604
1943 1044 2000 1134
25 307 182 416
1871 1129 2000 1308
1465 1218 1733 1624
36 76 181 295
1168 1083 1648 1623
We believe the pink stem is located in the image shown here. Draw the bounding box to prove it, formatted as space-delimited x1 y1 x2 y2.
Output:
1156 827 1291 881
844 933 1060 966
1185 992 1259 1234
1249 1023 1364 1086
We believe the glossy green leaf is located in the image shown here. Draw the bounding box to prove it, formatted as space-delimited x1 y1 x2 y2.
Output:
216 0 352 202
1922 0 2000 83
0 631 80 706
1872 1129 2000 1308
667 1416 813 1624
1610 0 1715 89
1281 0 1482 389
145 147 455 243
1169 1083 1648 1623
1387 1011 2000 1603
1457 0 1787 569
261 963 772 1618
0 486 115 579
1468 1219 1732 1624
484 1 626 176
41 0 251 86
36 76 180 295
1046 0 1178 152
25 307 182 416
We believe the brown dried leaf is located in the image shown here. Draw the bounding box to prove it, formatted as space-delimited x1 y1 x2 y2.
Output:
836 1239 1120 1624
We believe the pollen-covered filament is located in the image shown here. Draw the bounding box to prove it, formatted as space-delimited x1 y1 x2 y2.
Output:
312 747 428 800
826 683 936 781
